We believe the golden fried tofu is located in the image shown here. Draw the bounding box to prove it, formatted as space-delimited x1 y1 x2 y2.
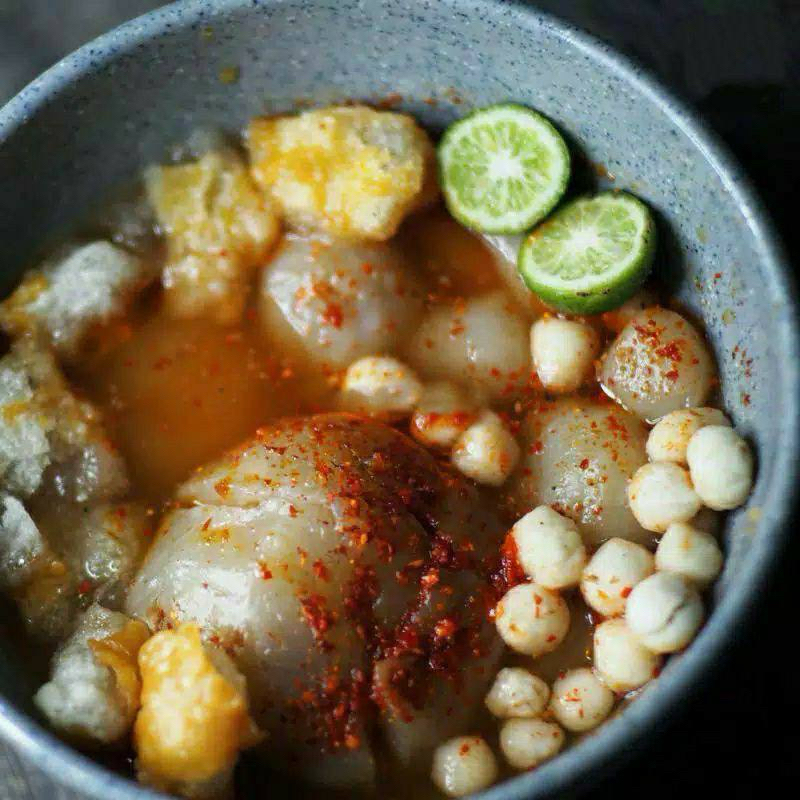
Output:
34 604 149 745
247 105 438 241
146 150 280 324
134 624 261 799
0 242 149 358
0 336 127 501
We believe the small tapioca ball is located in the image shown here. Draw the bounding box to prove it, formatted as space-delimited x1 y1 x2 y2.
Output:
495 583 570 657
625 572 703 653
655 522 723 588
593 618 662 692
530 317 600 393
511 400 649 547
580 538 654 618
431 736 499 797
646 407 730 464
406 291 532 401
452 410 520 487
511 505 587 590
686 425 754 511
341 356 422 416
599 308 715 422
410 381 477 449
499 718 565 771
485 667 550 719
550 668 615 732
627 462 701 533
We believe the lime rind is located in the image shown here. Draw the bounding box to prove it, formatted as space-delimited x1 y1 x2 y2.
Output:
517 192 656 314
438 104 571 234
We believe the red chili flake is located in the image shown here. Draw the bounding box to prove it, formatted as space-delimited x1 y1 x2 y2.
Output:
434 617 458 639
579 458 590 470
288 504 299 518
714 272 722 280
312 559 330 582
546 634 557 642
344 733 361 750
421 568 440 590
742 393 751 406
655 341 683 362
300 594 336 638
361 262 374 275
489 533 526 597
489 367 501 378
258 562 273 580
620 586 632 598
213 477 231 498
529 440 544 455
459 743 471 756
77 579 92 596
634 322 661 345
322 302 344 328
665 369 680 381
201 517 212 531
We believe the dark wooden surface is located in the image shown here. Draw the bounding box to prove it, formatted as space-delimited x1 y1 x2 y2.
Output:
1 0 799 797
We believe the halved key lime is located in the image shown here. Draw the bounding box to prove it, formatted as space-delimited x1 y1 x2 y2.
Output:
438 104 570 234
518 192 656 314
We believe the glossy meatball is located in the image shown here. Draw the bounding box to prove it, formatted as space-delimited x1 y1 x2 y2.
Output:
511 400 649 546
599 308 715 422
127 414 503 789
259 236 423 370
405 291 532 402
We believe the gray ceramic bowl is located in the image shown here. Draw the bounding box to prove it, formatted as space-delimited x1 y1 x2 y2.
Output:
1 1 798 799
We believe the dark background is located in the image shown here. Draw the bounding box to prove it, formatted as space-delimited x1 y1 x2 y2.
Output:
1 0 799 797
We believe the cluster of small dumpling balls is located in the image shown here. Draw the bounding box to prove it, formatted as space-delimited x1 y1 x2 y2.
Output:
341 355 521 486
428 402 753 797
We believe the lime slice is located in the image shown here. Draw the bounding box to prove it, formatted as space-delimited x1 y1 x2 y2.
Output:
438 104 570 234
518 192 656 314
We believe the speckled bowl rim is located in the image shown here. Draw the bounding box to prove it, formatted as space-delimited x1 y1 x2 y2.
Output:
1 2 798 799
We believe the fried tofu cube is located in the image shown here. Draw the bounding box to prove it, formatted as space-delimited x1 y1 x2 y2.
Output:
146 150 280 324
0 337 128 502
247 105 438 241
34 604 150 745
0 493 45 589
134 624 261 799
0 242 148 357
0 339 59 497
